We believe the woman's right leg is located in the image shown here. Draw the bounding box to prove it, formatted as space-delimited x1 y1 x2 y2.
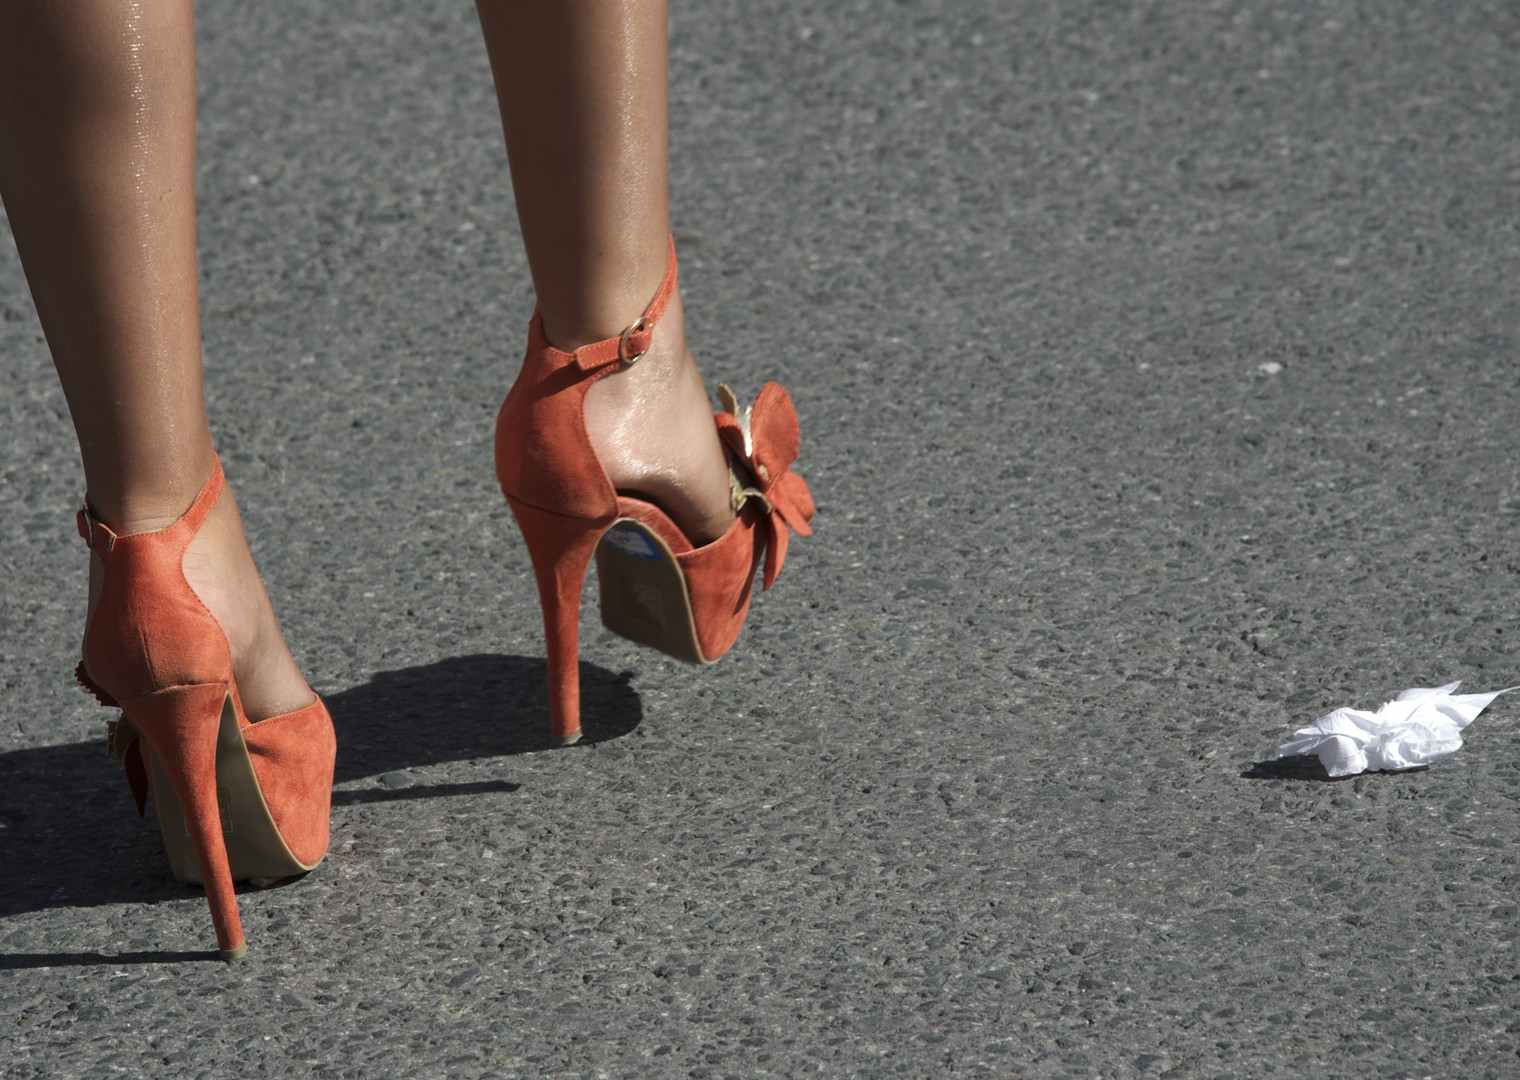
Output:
475 0 736 545
0 0 309 720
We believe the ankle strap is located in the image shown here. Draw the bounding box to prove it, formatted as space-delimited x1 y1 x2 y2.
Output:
529 235 679 375
77 456 226 551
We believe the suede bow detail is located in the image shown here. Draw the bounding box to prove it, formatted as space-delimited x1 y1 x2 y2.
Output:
715 383 815 590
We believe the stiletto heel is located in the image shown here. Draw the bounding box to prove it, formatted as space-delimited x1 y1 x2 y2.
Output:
74 457 336 958
504 495 606 746
116 682 246 960
495 238 814 744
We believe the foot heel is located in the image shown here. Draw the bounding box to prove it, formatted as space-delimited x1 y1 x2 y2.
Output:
505 495 607 746
119 682 246 960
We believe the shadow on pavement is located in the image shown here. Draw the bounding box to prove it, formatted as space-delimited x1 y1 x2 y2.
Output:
1239 757 1391 782
329 779 522 805
326 653 642 780
0 653 640 933
0 950 218 970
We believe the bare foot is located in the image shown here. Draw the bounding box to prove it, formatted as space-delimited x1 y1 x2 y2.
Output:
181 487 313 721
580 288 736 543
85 483 314 723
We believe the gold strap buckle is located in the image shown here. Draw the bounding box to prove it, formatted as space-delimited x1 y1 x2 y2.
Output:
618 316 652 365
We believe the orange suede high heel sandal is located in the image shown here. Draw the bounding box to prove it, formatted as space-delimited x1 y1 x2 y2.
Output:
73 457 336 960
495 237 814 747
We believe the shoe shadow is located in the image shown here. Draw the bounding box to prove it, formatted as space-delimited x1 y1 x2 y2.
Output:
0 654 639 936
326 652 641 786
0 950 218 970
1240 757 1386 782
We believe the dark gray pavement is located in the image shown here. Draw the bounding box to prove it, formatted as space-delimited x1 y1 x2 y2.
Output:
4 1 1520 1076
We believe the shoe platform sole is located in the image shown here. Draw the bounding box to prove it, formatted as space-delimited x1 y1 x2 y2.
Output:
596 518 715 665
144 692 322 887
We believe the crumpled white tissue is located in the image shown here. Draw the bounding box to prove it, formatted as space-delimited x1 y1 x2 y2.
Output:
1277 682 1516 777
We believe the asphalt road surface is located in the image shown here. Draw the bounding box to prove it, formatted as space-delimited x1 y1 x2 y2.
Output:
3 1 1519 1077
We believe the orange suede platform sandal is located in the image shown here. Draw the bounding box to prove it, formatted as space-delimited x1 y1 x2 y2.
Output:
73 457 336 961
495 237 814 747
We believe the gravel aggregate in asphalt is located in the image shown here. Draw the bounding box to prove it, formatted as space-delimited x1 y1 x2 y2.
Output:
3 1 1520 1077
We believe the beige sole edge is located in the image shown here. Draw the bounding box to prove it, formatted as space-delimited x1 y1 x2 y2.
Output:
595 518 713 665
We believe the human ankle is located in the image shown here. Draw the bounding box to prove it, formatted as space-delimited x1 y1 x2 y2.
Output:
582 296 735 544
540 308 664 354
535 244 678 353
83 451 218 535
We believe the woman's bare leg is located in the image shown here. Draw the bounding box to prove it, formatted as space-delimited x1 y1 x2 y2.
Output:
475 0 735 542
0 0 310 719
